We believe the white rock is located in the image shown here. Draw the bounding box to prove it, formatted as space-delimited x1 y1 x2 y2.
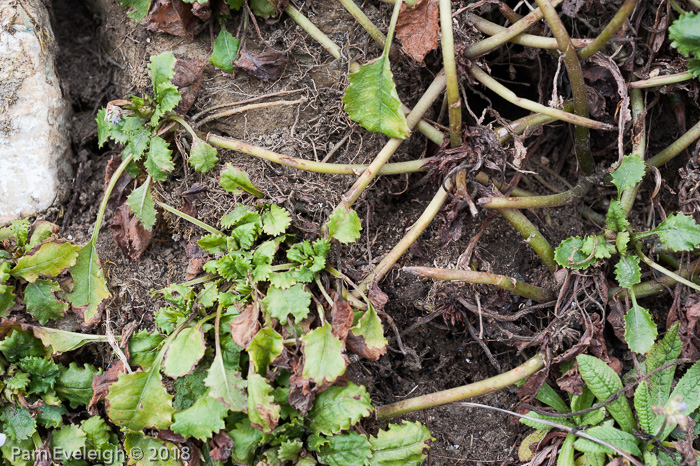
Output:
0 0 71 225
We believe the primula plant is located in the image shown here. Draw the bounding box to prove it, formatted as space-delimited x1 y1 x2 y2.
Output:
669 12 700 78
520 324 700 466
554 154 700 354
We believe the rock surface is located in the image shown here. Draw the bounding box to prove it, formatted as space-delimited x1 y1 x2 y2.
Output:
0 0 72 225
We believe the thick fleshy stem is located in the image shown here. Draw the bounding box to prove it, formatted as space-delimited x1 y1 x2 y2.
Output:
439 0 462 147
535 0 593 174
478 175 596 209
620 87 646 217
468 64 614 131
577 0 640 59
466 13 593 50
337 0 386 48
375 353 545 419
496 207 558 273
338 70 447 209
404 266 555 302
463 0 564 58
285 4 341 59
630 71 694 89
646 118 700 167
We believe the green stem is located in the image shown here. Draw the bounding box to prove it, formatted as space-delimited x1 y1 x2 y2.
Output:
156 201 225 236
535 0 593 174
630 71 694 89
610 257 700 299
578 0 640 59
439 0 462 147
325 265 371 310
338 0 387 48
467 13 593 49
382 0 403 60
620 87 646 217
91 154 134 244
358 184 450 292
494 101 574 142
478 176 596 209
315 276 334 307
285 4 342 59
404 266 554 302
468 64 614 131
376 352 545 418
170 115 197 140
463 0 563 58
646 118 700 167
636 247 700 293
496 207 557 273
338 70 447 209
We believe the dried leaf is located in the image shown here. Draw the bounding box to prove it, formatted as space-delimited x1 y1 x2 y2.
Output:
145 0 197 40
234 47 286 82
88 361 126 412
396 0 439 63
184 240 207 281
209 431 234 462
679 294 700 360
111 202 154 261
229 303 260 348
191 0 211 20
331 296 354 342
556 367 584 395
173 58 205 113
180 183 207 217
105 154 134 207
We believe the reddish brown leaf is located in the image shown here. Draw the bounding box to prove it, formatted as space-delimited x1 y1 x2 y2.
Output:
346 332 387 361
173 58 205 114
158 430 187 444
289 359 315 413
180 183 207 217
589 314 622 374
111 202 154 261
145 0 197 40
368 282 388 313
89 360 126 412
105 154 134 207
679 294 700 360
235 47 287 82
517 367 549 403
34 438 52 466
331 296 354 342
209 431 234 462
73 300 107 329
556 366 584 396
229 303 260 348
190 0 211 20
184 239 208 281
396 0 439 63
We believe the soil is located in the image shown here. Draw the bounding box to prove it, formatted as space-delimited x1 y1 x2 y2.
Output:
35 0 700 464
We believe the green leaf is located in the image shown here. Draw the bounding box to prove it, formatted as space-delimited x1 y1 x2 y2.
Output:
1 406 36 441
519 411 574 430
209 28 240 73
11 242 79 282
37 403 66 428
646 323 682 426
197 234 227 254
262 205 291 236
51 424 87 459
220 164 264 197
369 422 434 466
669 12 700 57
204 354 247 411
230 418 264 464
81 416 113 450
605 200 630 233
248 328 284 374
649 213 700 252
124 433 183 466
349 305 388 360
634 381 653 434
173 364 208 410
573 425 641 456
535 383 570 415
342 57 410 139
163 324 206 377
127 181 158 231
689 58 700 78
24 326 108 355
247 372 280 433
557 434 575 466
262 284 311 324
327 207 362 244
189 138 219 173
307 382 373 435
0 329 44 362
6 372 30 391
145 136 174 182
580 235 615 260
311 432 372 466
664 360 700 438
278 439 304 462
171 394 228 441
614 255 641 289
300 321 347 386
610 154 645 197
17 357 60 394
23 279 67 324
68 242 111 324
116 0 152 22
554 237 596 270
250 0 276 17
149 52 177 96
106 366 175 431
56 362 100 408
576 355 636 432
231 222 261 250
27 221 56 250
129 330 164 370
625 301 657 355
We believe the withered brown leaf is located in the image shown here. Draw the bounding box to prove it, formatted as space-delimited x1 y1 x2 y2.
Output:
396 0 439 63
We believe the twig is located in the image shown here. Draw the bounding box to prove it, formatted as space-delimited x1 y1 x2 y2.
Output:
619 87 647 217
155 201 225 236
